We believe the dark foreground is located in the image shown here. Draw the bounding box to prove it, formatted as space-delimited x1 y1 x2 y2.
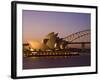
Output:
23 53 90 69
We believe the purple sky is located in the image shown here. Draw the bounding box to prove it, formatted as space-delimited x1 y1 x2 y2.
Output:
22 10 90 42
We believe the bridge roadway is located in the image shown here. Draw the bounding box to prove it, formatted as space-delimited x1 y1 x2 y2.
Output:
67 42 90 44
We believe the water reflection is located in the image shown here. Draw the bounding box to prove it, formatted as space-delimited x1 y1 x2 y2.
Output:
23 53 90 69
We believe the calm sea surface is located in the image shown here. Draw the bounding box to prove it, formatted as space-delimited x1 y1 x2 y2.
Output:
23 53 90 69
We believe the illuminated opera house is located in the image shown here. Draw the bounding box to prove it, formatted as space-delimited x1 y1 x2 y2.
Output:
23 30 90 56
23 32 83 56
23 32 68 51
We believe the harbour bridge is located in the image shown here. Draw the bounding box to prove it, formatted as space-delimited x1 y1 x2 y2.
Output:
23 29 91 57
63 29 90 49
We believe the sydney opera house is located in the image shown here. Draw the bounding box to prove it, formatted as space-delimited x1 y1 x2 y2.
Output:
23 32 77 57
23 31 91 57
23 32 68 51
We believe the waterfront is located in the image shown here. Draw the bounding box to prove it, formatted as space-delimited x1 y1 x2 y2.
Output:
23 53 90 69
22 10 91 70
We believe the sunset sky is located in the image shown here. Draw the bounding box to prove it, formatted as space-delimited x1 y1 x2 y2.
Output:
22 10 90 43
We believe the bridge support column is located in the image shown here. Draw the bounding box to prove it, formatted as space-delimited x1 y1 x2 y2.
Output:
81 43 85 51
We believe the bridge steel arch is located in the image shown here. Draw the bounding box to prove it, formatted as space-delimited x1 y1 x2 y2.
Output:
64 29 90 42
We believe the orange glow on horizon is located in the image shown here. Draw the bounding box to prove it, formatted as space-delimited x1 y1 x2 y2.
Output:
28 40 49 50
29 40 42 49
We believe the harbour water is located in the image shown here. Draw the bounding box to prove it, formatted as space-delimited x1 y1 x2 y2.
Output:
23 53 90 69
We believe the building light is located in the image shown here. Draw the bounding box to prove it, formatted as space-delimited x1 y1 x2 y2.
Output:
30 48 34 51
